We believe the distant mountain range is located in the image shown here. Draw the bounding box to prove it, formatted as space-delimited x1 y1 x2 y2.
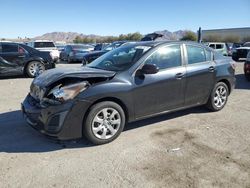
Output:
33 30 191 42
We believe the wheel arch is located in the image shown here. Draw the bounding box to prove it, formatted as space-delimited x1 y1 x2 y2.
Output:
83 97 130 127
217 79 231 94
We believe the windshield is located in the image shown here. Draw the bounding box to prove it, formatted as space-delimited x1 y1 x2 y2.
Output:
87 45 152 71
34 42 55 48
103 42 124 52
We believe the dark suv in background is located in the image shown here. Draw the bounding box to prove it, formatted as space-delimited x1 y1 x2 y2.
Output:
0 42 55 77
232 42 250 61
22 41 235 145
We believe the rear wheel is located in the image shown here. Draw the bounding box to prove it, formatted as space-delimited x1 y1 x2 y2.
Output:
25 61 45 78
83 101 126 145
206 82 229 111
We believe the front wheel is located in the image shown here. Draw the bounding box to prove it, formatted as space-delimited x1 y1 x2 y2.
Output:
206 82 229 111
25 61 45 78
83 101 126 145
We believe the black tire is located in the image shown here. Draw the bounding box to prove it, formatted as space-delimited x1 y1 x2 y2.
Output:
83 101 126 145
25 61 45 78
206 82 229 112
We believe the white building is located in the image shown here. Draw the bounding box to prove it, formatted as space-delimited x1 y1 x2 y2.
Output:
202 27 250 41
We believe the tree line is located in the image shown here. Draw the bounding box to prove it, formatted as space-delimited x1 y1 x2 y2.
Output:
73 32 143 43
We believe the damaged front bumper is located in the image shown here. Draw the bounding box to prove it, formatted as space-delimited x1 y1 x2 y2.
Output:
21 94 92 140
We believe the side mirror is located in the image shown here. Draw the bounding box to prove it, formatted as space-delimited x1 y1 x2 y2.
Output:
140 64 159 75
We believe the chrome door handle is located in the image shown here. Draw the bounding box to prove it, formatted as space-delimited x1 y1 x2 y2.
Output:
175 73 185 80
208 66 215 72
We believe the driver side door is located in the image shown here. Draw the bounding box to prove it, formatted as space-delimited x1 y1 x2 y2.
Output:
132 44 186 119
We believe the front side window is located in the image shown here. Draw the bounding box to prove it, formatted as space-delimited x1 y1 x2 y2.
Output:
145 45 182 70
87 45 151 71
186 45 206 64
2 44 18 53
209 44 215 49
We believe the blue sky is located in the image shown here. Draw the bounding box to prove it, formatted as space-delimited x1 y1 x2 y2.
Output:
0 0 249 38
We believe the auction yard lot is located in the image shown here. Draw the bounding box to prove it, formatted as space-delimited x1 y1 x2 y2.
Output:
0 62 250 187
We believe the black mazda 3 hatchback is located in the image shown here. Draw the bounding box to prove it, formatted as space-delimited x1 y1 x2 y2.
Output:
22 41 236 144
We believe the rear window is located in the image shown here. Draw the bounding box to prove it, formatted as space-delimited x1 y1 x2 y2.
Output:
34 42 55 48
243 43 250 47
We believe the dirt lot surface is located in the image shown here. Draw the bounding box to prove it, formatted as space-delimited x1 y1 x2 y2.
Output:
0 62 250 188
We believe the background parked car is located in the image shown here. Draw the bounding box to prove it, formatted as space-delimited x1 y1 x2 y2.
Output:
207 42 230 56
60 44 94 63
81 41 128 64
0 42 55 77
232 42 250 61
28 40 60 62
244 51 250 81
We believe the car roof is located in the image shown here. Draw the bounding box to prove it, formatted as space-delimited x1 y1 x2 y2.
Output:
122 40 206 48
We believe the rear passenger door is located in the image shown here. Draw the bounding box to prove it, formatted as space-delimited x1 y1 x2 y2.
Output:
184 45 215 106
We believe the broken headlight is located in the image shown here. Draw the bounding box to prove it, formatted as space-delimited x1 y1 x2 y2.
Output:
48 81 89 102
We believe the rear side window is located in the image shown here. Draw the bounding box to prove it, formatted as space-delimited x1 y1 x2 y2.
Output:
145 45 182 70
216 44 223 49
2 43 18 53
186 45 206 64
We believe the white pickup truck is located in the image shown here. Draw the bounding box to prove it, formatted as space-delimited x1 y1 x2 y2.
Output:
28 40 60 62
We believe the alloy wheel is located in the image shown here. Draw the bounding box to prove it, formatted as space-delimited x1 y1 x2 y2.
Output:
91 108 121 140
213 85 227 108
28 62 45 77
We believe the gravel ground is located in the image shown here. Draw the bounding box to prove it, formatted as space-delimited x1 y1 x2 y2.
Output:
0 62 250 188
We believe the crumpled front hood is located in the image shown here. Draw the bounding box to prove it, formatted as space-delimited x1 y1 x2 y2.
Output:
33 66 116 87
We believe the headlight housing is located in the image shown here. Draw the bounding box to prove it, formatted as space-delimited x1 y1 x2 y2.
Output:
48 81 89 102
